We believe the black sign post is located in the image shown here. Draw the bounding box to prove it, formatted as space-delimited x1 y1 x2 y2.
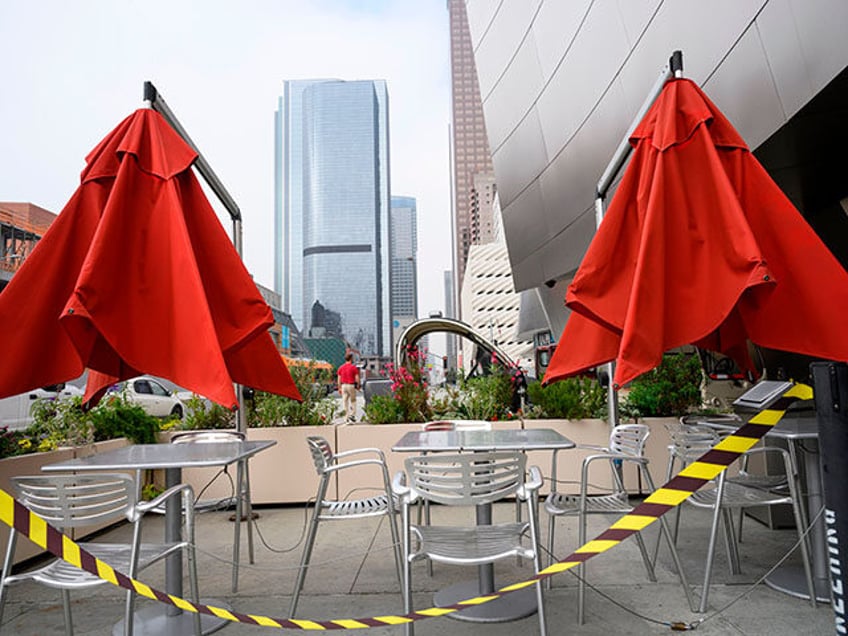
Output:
812 362 848 635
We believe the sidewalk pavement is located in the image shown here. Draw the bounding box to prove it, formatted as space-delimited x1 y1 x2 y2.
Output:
0 497 834 635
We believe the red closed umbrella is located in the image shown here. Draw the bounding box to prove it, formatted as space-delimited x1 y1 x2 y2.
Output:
545 78 848 388
0 108 300 408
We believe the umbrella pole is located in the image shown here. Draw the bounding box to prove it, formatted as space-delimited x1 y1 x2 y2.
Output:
143 81 251 438
592 51 684 429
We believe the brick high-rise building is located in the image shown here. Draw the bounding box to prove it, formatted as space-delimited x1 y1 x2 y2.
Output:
448 0 496 316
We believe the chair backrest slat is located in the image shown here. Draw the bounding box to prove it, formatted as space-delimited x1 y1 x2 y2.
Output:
12 474 135 529
307 436 334 475
608 423 650 457
406 451 525 507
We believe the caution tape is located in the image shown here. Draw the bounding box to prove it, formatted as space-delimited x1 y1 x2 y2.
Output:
0 383 811 629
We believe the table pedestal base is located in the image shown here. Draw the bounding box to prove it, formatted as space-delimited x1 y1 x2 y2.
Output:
112 599 230 636
434 581 538 623
765 566 831 603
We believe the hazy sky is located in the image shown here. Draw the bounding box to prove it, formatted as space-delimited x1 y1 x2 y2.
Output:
0 1 452 323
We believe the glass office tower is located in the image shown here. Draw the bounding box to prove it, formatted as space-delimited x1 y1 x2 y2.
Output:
275 79 391 357
390 196 418 351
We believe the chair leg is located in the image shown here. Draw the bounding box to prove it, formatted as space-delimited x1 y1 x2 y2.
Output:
788 478 818 608
634 531 657 582
401 504 414 636
722 508 741 575
545 513 557 590
699 478 728 613
289 497 324 617
0 531 17 630
244 460 255 564
577 512 587 625
61 589 73 636
184 496 202 636
642 468 697 613
525 494 547 636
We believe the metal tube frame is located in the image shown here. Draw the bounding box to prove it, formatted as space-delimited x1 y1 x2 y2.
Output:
142 81 248 436
592 50 683 428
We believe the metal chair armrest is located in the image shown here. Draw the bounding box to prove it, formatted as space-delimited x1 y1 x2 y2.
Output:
518 466 543 500
324 457 388 474
134 483 195 521
741 445 796 477
334 447 387 462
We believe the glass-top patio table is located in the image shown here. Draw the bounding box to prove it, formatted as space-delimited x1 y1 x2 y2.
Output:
43 439 275 636
392 427 575 623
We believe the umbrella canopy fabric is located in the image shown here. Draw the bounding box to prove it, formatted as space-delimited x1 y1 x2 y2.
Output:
545 78 848 389
0 108 300 408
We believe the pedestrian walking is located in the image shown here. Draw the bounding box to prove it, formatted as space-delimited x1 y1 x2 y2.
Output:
337 352 361 423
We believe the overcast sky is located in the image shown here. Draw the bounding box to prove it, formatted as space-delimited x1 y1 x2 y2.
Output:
0 1 453 326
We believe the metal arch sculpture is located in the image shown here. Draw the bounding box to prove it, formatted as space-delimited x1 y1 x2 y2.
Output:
394 316 517 372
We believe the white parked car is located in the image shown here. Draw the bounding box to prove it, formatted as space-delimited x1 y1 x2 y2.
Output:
107 376 185 419
0 384 83 431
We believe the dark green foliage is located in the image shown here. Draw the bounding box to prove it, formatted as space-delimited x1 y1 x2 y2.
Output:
363 394 407 424
88 395 160 444
526 376 606 419
180 394 236 430
623 353 704 417
248 363 337 427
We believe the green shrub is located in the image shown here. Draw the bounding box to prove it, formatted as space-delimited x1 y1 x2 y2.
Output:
29 396 94 449
622 353 704 417
88 395 160 444
526 376 606 419
363 394 406 424
178 394 236 430
248 363 337 427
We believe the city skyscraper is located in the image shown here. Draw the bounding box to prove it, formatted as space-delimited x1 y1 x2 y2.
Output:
275 79 392 357
390 196 418 350
447 0 496 312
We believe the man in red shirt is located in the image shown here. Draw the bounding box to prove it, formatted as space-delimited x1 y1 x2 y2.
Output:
337 352 361 423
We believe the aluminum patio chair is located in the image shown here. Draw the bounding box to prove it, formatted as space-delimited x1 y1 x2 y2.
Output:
393 450 547 636
659 420 815 611
545 423 694 623
0 473 200 636
289 435 402 618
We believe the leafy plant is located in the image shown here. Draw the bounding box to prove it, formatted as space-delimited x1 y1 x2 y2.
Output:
622 353 704 417
178 394 236 430
368 345 432 424
29 396 94 450
87 394 160 444
526 376 606 419
363 394 406 424
249 363 337 427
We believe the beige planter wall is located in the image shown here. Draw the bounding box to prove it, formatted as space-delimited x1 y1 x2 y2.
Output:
246 426 332 504
522 419 613 495
335 423 421 500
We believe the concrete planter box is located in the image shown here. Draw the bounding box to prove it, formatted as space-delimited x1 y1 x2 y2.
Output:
246 426 332 504
335 423 421 499
0 438 132 566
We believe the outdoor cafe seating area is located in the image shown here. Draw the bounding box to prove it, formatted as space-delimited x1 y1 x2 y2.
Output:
0 421 835 635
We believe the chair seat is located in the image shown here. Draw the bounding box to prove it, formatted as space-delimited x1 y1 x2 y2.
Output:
7 542 185 590
545 491 632 516
688 482 792 509
413 522 533 564
318 494 393 519
727 473 788 491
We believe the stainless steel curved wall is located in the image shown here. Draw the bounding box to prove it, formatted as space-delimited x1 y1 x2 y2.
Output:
466 0 848 330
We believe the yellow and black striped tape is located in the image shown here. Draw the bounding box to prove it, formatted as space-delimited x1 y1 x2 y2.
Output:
0 383 811 629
